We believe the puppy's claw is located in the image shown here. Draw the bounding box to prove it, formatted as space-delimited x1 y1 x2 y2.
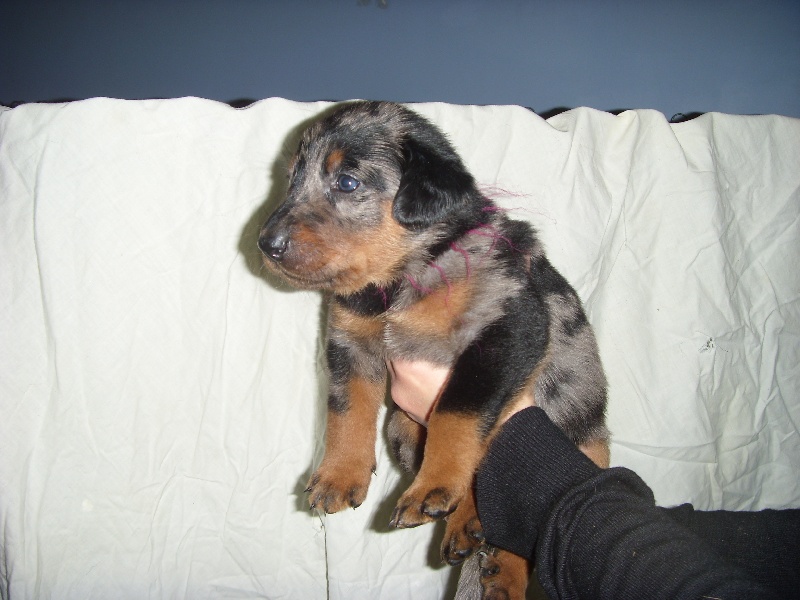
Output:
443 545 473 566
477 547 501 578
471 528 486 542
389 506 410 528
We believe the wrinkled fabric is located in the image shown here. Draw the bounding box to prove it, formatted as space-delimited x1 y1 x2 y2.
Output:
1 98 798 599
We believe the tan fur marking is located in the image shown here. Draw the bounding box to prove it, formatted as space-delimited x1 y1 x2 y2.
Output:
285 202 410 294
325 148 345 174
289 224 330 272
329 303 384 341
579 439 610 468
306 375 385 513
324 376 384 464
392 412 486 527
391 278 473 338
342 202 410 290
421 411 485 486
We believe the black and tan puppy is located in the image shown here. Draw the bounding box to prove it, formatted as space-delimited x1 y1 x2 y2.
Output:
258 101 609 599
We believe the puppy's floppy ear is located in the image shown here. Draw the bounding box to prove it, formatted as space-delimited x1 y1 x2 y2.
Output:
392 137 477 230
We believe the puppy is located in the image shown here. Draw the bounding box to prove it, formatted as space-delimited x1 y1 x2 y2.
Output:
258 101 609 599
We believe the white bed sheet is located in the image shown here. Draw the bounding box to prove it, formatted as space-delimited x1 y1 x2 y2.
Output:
1 98 798 599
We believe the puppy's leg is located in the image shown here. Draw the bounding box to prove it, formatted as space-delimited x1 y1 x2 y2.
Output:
307 374 385 513
441 393 541 566
391 292 549 529
390 410 485 527
389 413 489 566
390 407 487 564
387 407 426 474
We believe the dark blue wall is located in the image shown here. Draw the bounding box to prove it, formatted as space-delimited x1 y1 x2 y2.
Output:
3 0 799 118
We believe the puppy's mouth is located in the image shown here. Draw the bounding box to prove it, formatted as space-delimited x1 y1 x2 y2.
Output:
262 257 335 289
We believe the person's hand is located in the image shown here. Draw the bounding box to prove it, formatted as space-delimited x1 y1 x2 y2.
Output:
387 358 535 426
386 358 449 425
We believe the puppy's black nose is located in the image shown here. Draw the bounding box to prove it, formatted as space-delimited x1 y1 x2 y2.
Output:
258 229 290 261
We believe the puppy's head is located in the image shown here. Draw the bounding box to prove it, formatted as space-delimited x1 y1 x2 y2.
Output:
258 101 485 294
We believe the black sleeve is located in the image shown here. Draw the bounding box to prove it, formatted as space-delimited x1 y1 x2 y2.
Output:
476 407 789 600
662 503 800 600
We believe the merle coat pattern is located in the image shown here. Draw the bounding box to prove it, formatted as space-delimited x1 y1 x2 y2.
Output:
258 101 609 599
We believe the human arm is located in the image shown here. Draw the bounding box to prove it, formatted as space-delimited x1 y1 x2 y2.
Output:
389 359 786 599
476 406 783 600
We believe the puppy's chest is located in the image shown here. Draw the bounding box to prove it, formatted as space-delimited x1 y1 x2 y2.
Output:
332 277 478 361
383 280 473 356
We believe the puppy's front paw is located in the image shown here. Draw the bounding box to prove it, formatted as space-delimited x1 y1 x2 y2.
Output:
389 484 461 528
478 547 529 600
441 496 484 565
306 462 373 514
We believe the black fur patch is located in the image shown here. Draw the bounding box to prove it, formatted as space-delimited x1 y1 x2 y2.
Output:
334 281 401 316
529 255 573 296
438 290 550 431
393 136 484 232
327 392 348 414
326 339 352 387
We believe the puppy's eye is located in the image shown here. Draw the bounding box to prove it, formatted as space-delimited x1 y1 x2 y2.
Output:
336 174 361 193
